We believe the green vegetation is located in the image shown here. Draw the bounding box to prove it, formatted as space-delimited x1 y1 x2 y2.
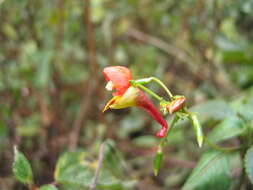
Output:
1 0 253 189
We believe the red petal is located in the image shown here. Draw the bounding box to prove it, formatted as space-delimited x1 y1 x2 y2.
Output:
136 90 168 138
103 66 132 96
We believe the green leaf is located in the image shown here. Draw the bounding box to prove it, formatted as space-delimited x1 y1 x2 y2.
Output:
95 169 137 190
183 151 231 190
207 116 246 143
231 97 253 122
102 140 137 189
54 150 93 187
245 145 253 184
54 150 86 179
191 99 235 121
39 184 58 190
12 146 34 185
98 172 122 188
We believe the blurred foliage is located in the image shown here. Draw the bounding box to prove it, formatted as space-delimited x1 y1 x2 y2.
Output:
1 0 253 189
245 145 253 185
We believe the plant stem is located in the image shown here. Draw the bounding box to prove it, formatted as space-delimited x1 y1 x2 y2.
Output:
135 83 164 102
132 77 173 99
154 115 179 175
160 115 180 148
150 77 173 99
89 141 106 190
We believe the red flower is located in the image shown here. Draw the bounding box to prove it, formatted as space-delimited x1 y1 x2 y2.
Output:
103 66 168 138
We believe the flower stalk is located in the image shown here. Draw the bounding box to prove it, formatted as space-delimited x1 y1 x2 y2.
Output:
131 82 164 102
131 77 173 99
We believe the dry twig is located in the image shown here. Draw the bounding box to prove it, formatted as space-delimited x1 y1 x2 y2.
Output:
89 142 106 190
126 28 192 64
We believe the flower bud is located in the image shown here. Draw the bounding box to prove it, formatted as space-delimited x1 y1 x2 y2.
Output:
166 96 185 114
189 113 203 147
153 146 163 176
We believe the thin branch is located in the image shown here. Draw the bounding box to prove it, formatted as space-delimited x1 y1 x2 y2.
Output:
126 28 192 64
89 142 106 190
127 28 239 95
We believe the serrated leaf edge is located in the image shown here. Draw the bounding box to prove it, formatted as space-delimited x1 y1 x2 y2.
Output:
244 145 253 184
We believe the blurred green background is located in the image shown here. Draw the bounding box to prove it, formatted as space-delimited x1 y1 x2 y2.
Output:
1 0 253 189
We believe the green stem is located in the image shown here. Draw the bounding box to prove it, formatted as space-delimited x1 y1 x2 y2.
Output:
132 77 173 99
135 83 164 102
154 115 179 176
160 115 180 147
150 77 173 99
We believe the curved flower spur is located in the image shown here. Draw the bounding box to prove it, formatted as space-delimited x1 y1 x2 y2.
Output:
102 66 168 138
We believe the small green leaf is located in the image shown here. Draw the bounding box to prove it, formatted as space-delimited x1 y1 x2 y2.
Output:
39 184 58 190
189 114 204 147
245 145 253 184
12 146 34 185
153 146 163 176
183 151 231 190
